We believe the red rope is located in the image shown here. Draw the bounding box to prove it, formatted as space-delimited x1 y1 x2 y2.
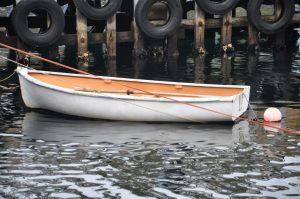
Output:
0 43 92 76
0 42 299 136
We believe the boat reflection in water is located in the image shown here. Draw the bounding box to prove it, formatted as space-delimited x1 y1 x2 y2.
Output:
22 112 252 146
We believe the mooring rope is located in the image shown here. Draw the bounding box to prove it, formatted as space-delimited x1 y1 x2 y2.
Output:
0 70 16 83
0 42 299 135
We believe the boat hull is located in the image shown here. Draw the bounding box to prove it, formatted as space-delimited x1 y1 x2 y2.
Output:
17 68 250 122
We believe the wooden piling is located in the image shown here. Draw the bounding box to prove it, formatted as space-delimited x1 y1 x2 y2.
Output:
133 57 146 79
274 0 285 50
167 33 179 57
15 0 26 62
76 9 88 61
47 6 58 61
167 56 179 81
106 14 117 58
248 24 259 52
221 11 233 52
194 3 206 54
2 0 300 58
46 45 59 61
16 39 27 63
133 0 145 57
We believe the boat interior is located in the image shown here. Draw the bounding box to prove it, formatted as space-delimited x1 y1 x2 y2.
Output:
29 72 244 98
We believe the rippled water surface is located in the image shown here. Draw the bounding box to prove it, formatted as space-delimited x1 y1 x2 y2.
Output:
1 37 300 198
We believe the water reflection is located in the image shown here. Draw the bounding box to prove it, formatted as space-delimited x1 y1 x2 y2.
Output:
0 112 256 199
221 55 232 84
193 55 205 83
1 38 300 198
21 112 250 147
133 57 179 81
1 110 299 199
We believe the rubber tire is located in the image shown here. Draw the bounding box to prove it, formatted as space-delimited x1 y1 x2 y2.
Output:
73 0 123 20
12 0 65 48
57 0 68 6
247 0 295 35
195 0 240 15
135 0 183 39
0 0 13 7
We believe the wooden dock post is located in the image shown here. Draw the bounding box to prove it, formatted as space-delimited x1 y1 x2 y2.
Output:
106 14 117 58
15 0 27 63
221 11 233 53
274 0 285 50
76 8 88 62
167 56 179 81
194 3 206 54
133 0 145 57
248 24 259 53
167 33 179 57
46 45 59 61
46 5 58 61
133 57 146 79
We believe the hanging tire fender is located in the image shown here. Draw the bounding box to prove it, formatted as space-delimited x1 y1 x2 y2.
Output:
247 0 295 34
0 0 13 7
135 0 183 39
12 0 65 48
195 0 240 15
73 0 123 20
57 0 68 6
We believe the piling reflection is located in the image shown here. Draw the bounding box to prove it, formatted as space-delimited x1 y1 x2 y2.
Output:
133 56 178 81
105 58 117 77
194 55 205 83
247 53 258 75
221 54 232 84
273 49 292 72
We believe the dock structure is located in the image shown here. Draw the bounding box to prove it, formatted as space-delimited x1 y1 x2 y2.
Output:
0 0 300 62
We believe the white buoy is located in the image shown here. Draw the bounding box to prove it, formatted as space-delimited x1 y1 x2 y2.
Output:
264 107 282 122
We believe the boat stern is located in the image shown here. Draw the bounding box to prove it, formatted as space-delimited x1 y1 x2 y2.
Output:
232 86 251 121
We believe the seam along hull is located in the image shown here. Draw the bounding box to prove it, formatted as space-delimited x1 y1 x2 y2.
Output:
17 67 250 122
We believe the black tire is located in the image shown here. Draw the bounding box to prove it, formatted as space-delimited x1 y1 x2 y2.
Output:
73 0 123 20
57 0 68 6
0 0 13 7
195 0 240 15
12 0 65 48
135 0 182 39
247 0 295 35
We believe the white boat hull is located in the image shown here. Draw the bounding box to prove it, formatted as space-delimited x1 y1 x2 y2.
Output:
17 67 250 122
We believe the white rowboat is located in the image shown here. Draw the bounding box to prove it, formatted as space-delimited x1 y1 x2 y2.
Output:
17 67 250 122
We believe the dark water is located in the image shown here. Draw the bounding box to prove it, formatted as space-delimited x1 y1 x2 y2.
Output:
0 37 300 198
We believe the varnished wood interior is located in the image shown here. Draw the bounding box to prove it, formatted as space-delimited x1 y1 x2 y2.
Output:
29 72 244 97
